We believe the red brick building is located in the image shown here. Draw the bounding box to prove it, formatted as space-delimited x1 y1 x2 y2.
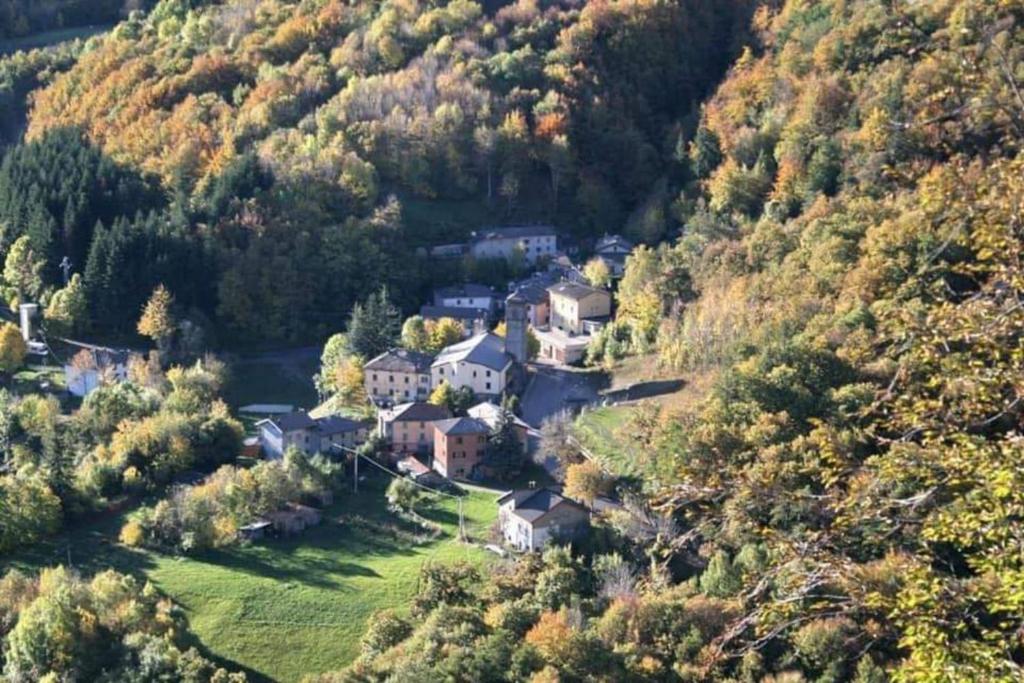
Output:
432 417 490 479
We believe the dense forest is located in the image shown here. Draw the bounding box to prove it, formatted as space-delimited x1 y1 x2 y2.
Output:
0 0 756 344
1 0 1023 681
318 0 1024 680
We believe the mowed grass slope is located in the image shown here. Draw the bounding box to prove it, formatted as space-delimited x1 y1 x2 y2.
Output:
574 405 640 477
4 477 499 683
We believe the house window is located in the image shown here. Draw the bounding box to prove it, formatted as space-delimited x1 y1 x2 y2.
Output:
457 436 463 445
473 371 477 378
486 382 492 391
389 375 394 382
486 370 492 377
372 373 378 380
404 376 409 383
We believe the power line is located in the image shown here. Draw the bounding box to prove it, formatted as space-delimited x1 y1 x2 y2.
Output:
332 445 467 539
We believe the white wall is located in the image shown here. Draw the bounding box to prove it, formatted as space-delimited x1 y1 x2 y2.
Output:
499 503 533 551
438 295 493 309
259 425 285 460
472 235 557 263
65 367 100 398
432 360 508 396
64 363 128 398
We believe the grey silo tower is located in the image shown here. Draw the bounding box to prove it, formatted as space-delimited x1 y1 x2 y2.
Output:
504 293 529 363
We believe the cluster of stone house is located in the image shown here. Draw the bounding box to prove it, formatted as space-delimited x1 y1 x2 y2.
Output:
255 411 372 460
428 225 559 265
364 329 517 405
258 296 533 481
250 226 632 551
259 396 529 482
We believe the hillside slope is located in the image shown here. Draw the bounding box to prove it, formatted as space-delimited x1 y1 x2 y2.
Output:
2 0 754 344
324 1 1024 681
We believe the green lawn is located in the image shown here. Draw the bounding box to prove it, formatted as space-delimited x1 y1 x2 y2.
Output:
574 405 641 477
3 476 500 683
13 363 66 395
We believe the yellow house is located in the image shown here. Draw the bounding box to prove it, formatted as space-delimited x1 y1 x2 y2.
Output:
548 282 612 335
364 348 434 403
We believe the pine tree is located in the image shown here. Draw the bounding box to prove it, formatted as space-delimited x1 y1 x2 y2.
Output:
347 287 400 359
43 273 88 336
689 124 722 180
486 405 523 481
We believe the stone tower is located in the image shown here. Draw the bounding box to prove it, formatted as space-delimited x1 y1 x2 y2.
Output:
504 293 528 363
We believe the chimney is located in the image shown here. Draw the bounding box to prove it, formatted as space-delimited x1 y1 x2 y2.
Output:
503 293 528 363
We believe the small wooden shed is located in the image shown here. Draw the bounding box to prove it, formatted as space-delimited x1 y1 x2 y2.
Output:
267 504 322 536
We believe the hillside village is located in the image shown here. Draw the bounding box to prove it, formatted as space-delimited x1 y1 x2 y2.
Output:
248 224 625 549
3 1 1020 681
7 224 630 555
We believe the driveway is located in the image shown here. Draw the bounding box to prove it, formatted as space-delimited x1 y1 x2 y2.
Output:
519 364 609 428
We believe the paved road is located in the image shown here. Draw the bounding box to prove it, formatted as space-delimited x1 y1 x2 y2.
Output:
519 364 609 480
519 364 610 428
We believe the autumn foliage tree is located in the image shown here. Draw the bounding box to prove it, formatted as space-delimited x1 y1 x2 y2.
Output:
137 284 176 355
0 321 26 375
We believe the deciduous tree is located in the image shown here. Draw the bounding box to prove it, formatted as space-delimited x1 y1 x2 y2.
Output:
137 285 176 354
0 322 26 375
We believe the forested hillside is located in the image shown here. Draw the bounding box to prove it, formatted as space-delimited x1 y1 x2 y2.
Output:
0 0 754 344
1 0 1024 681
315 1 1024 681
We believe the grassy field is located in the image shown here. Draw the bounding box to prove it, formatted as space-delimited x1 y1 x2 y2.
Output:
12 363 66 395
574 405 641 477
3 475 500 683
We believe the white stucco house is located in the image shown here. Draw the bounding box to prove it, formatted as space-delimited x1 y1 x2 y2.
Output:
431 332 514 398
64 347 132 398
433 284 497 312
469 226 558 264
497 488 590 551
256 411 319 459
256 411 371 459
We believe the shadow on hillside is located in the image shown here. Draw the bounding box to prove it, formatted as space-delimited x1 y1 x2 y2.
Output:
1 505 158 578
202 552 381 590
178 628 272 683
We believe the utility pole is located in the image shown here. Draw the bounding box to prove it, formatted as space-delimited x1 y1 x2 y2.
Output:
458 497 465 541
353 451 359 494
